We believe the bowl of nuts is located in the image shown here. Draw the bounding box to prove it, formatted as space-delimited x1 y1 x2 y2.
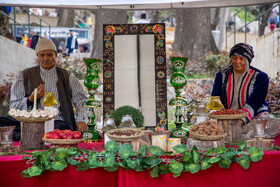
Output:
209 108 248 119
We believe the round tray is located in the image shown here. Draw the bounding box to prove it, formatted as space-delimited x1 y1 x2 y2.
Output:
11 115 55 123
106 128 144 142
42 138 85 144
208 112 248 120
190 131 227 141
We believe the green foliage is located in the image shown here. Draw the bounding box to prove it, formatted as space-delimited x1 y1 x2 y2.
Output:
237 141 247 151
185 163 201 174
200 52 230 78
201 157 212 170
119 144 135 159
22 140 264 178
173 144 188 154
148 145 165 157
248 147 264 162
105 140 119 154
232 7 256 22
236 154 250 170
110 105 144 128
169 160 184 177
150 166 159 178
218 157 232 169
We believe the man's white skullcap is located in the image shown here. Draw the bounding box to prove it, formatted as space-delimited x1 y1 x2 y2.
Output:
35 38 57 54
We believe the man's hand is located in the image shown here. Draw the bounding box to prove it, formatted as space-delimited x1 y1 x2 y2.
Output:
77 121 88 132
28 84 45 102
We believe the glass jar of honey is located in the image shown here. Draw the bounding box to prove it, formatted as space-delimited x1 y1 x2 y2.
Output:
208 96 224 110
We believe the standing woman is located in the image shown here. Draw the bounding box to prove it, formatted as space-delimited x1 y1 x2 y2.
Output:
211 43 279 139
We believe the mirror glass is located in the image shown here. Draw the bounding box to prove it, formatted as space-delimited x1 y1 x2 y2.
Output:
115 35 156 126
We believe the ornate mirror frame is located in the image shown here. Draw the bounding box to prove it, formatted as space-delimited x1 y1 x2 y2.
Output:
103 23 168 130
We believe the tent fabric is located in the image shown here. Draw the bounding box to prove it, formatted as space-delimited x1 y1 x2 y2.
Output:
0 0 279 9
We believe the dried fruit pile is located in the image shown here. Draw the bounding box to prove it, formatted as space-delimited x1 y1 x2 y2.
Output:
191 120 223 135
211 108 245 115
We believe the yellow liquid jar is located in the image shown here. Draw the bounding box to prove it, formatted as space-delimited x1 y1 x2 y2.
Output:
208 96 224 110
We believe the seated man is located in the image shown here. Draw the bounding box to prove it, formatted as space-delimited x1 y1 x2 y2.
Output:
211 43 279 139
0 38 88 140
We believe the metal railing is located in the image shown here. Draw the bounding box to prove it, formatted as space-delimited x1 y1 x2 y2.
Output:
225 3 280 50
0 7 51 42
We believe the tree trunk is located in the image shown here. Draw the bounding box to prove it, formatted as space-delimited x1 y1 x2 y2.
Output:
57 9 75 27
182 8 218 62
151 10 160 24
211 8 220 30
259 4 273 36
173 9 184 53
218 8 227 50
91 10 127 59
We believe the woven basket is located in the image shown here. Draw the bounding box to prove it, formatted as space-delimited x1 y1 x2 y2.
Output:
106 128 144 142
190 131 227 141
11 115 55 123
209 112 248 120
42 138 85 144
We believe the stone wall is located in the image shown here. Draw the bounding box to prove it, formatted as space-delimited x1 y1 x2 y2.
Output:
0 36 36 84
250 29 280 78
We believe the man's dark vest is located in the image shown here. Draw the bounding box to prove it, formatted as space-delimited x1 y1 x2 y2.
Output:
22 65 77 130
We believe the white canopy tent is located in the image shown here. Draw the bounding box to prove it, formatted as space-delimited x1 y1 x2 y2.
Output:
0 0 279 9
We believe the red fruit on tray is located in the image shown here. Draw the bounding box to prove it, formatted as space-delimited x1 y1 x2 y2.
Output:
61 133 73 139
45 132 60 139
72 131 82 139
51 132 61 139
56 130 64 137
64 129 73 134
45 132 53 139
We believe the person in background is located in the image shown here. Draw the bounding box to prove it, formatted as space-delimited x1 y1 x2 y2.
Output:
79 44 89 53
20 34 28 46
0 38 88 140
136 13 150 24
58 40 66 55
171 15 176 27
276 12 279 28
29 31 39 49
66 30 78 56
269 23 275 32
211 43 279 139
